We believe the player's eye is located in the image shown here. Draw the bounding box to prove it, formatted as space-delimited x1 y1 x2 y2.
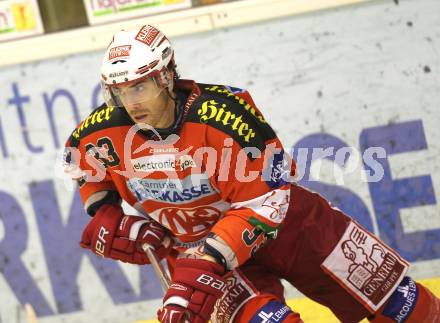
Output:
112 87 122 96
134 83 145 92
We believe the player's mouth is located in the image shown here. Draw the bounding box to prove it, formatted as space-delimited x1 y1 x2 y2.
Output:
133 113 148 121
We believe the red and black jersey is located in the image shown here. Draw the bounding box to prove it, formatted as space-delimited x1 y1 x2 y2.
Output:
64 79 293 269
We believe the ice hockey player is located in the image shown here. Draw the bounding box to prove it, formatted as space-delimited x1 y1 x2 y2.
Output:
64 24 440 322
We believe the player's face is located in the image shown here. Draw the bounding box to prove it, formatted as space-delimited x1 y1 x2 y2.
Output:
111 77 174 128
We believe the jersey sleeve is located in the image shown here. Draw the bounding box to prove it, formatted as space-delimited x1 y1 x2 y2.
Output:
201 88 294 270
64 129 120 216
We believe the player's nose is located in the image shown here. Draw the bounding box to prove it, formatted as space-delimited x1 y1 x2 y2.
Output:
127 103 142 111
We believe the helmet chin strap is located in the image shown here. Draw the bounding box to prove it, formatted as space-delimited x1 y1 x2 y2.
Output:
166 87 178 107
164 73 178 114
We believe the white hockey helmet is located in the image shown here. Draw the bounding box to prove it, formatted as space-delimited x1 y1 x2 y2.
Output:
101 25 175 108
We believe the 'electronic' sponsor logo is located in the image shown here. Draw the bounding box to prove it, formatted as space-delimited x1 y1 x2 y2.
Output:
131 154 195 172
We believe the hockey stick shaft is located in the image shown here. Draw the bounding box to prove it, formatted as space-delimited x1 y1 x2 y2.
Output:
142 243 171 292
142 245 193 322
25 303 38 323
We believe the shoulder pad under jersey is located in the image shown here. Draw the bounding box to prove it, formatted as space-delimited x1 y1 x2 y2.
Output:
66 103 133 147
186 84 277 151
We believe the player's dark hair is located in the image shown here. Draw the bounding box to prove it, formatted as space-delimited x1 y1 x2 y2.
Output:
167 59 180 82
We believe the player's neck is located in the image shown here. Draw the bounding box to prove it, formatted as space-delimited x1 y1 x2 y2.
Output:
157 93 177 129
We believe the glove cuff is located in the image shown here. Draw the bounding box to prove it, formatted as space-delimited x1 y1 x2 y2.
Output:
127 218 148 240
163 295 189 308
